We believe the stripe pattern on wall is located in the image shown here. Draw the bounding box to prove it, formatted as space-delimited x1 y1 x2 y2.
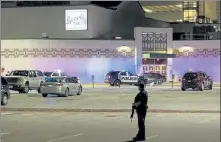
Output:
1 48 135 58
173 48 220 57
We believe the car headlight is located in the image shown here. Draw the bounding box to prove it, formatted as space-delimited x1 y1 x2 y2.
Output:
18 78 25 85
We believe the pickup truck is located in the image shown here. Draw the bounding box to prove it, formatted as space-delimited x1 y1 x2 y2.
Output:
5 70 45 93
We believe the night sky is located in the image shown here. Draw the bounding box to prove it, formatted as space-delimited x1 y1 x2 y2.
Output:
2 1 122 8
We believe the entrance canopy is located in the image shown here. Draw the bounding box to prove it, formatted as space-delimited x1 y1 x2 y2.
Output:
142 53 176 58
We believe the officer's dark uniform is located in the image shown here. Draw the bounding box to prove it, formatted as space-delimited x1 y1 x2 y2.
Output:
133 85 148 141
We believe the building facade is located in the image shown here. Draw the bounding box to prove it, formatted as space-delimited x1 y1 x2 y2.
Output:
1 1 220 83
1 38 220 83
141 1 218 23
1 1 169 40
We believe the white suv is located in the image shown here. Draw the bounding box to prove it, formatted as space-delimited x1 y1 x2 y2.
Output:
43 71 80 83
43 71 67 77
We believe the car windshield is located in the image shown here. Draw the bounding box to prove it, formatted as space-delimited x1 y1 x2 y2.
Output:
184 73 198 79
107 71 120 76
9 71 28 76
45 77 64 82
43 72 53 77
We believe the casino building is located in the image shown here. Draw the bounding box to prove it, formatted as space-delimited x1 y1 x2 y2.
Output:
1 1 220 83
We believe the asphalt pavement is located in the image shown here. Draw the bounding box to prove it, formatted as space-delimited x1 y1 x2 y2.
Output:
2 85 220 111
1 85 220 142
1 111 220 142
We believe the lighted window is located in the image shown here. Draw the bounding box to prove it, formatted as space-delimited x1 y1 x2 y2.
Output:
183 1 197 8
184 10 197 18
184 9 197 22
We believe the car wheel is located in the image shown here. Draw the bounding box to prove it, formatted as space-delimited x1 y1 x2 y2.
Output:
64 88 69 97
22 83 29 93
199 83 204 91
209 83 213 90
38 82 43 93
37 87 41 93
1 93 8 106
181 87 186 91
77 86 82 95
114 80 121 86
42 94 48 97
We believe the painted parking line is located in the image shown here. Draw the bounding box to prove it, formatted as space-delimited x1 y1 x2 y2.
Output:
147 134 159 140
1 112 16 115
197 116 220 124
22 113 34 116
1 132 11 136
45 133 82 142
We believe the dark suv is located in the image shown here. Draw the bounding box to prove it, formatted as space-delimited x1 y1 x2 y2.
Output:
1 77 10 105
181 71 213 91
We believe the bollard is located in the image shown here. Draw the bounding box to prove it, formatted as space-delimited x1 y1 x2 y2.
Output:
172 74 175 89
92 75 95 88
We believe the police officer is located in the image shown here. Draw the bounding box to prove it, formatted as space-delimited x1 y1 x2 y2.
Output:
131 83 148 141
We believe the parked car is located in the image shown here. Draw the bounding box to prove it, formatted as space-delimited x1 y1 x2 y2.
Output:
1 77 10 106
141 72 166 85
181 71 213 91
104 70 147 86
71 76 80 83
5 70 45 93
43 71 80 83
40 77 82 97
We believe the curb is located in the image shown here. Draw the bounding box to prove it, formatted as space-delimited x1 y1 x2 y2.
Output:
82 83 220 88
1 108 220 113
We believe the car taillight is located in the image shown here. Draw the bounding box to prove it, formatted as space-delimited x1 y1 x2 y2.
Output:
56 84 63 86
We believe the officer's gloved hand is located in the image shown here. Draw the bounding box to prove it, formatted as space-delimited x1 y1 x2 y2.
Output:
130 114 133 119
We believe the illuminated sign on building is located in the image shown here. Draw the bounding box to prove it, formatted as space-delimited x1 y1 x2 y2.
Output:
65 9 87 30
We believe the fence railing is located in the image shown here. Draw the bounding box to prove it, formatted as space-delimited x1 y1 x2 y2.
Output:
180 33 220 40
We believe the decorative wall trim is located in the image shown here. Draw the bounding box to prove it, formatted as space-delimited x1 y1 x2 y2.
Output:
1 48 219 58
173 48 220 57
1 48 135 58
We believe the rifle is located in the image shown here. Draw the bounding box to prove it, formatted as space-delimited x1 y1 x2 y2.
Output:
130 106 135 122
